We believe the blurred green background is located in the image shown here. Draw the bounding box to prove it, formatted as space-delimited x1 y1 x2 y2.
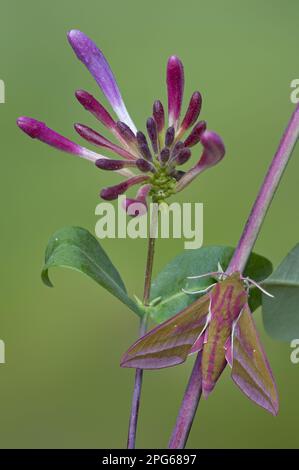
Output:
1 0 299 449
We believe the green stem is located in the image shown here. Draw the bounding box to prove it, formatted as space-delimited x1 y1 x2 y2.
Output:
127 209 157 449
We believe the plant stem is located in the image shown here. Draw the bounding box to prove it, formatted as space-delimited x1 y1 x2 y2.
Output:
126 312 149 449
227 104 299 274
143 235 156 305
168 352 202 449
168 103 299 449
127 210 157 449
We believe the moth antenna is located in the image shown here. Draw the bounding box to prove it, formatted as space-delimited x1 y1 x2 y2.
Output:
242 277 274 298
182 283 217 295
217 262 224 273
187 271 226 280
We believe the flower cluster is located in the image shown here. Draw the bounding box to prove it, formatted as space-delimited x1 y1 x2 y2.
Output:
17 30 225 212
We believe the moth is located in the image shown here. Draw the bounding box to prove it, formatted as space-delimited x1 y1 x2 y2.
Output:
121 272 278 415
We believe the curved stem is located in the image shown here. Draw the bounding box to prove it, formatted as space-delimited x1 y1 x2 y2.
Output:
127 209 157 449
168 103 299 449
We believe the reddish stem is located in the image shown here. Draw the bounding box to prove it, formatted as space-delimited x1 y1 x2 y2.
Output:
168 103 299 449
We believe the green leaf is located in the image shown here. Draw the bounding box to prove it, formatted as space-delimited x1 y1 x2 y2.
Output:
42 226 142 316
149 246 272 323
262 243 299 341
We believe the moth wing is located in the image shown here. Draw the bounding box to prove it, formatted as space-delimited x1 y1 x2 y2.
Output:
121 295 210 369
231 304 279 415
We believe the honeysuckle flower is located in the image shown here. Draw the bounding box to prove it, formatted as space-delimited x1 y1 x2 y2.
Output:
17 30 225 210
121 272 279 415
